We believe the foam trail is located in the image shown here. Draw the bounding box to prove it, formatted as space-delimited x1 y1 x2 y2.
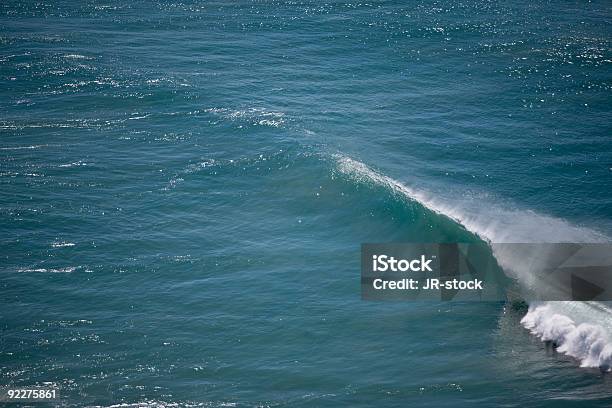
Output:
335 154 612 370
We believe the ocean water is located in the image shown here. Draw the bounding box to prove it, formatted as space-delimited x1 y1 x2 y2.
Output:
1 0 612 406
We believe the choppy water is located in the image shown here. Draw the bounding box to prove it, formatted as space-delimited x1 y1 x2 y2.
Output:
1 0 612 406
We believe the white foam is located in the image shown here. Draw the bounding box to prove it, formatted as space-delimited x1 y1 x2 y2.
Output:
63 54 92 60
335 154 612 370
18 266 77 273
0 144 49 150
51 241 76 248
522 303 612 370
204 107 285 128
58 160 87 168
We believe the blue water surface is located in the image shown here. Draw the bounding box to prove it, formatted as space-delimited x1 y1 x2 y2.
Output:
1 1 611 406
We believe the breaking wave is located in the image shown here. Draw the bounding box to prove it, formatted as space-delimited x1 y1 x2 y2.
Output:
335 154 612 371
521 302 612 370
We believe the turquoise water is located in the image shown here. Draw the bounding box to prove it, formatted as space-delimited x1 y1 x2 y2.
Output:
1 0 612 406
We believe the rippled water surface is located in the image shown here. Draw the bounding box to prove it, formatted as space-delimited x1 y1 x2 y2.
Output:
1 1 611 406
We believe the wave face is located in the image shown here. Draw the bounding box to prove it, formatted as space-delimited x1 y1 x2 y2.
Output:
336 154 612 370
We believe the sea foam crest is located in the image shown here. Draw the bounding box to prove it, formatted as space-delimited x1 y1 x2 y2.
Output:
522 303 612 370
336 155 605 244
